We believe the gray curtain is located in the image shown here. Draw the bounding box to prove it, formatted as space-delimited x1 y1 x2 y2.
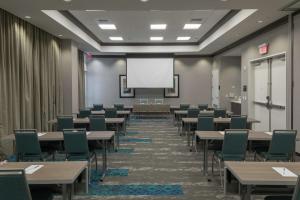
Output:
78 50 85 109
0 8 63 141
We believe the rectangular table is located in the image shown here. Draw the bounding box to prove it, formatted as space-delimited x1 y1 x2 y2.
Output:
0 161 88 200
224 161 300 200
48 118 125 149
3 131 114 180
133 104 170 113
182 117 260 147
91 110 131 125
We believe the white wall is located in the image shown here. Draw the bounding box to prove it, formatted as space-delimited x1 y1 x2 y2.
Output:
85 57 213 107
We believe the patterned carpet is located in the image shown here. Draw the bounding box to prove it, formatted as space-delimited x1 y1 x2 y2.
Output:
55 116 270 200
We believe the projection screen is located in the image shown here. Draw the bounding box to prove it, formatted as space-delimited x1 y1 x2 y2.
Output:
126 58 174 88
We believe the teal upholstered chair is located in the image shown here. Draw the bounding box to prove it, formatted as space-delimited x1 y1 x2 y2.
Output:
264 175 300 200
230 115 247 129
197 117 214 131
90 115 106 131
63 129 97 178
0 169 53 200
105 108 117 118
78 109 91 118
14 129 50 162
93 104 103 111
199 111 214 117
256 130 297 161
114 104 124 110
212 129 249 185
180 104 190 110
187 108 200 118
214 109 226 118
57 116 73 131
198 104 208 111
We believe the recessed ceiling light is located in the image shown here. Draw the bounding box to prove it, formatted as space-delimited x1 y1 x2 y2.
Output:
109 37 123 41
177 36 191 41
98 24 117 30
220 0 228 2
150 37 163 41
85 10 106 12
63 0 72 2
58 34 63 37
183 24 202 29
24 16 31 19
150 24 167 30
140 0 149 2
257 20 263 23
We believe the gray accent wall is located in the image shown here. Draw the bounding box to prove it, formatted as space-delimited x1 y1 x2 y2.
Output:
85 57 213 107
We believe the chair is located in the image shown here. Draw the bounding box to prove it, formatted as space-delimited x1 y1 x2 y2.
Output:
90 115 106 131
105 108 117 118
93 104 103 111
78 109 91 118
57 116 73 131
114 104 124 110
0 169 53 200
214 109 226 118
256 130 297 161
212 129 249 186
187 108 200 118
197 117 215 131
63 129 97 180
14 129 50 162
180 104 190 110
230 115 247 129
264 175 300 200
198 104 208 111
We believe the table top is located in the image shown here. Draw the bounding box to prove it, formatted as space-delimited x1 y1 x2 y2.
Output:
174 110 233 115
2 131 115 142
0 161 87 184
48 117 125 124
182 117 260 124
91 110 130 115
225 161 300 186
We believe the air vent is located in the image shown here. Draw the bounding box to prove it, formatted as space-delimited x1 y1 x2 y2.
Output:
97 19 109 23
190 18 202 22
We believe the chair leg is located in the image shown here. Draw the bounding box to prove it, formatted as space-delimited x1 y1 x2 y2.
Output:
212 153 215 176
94 152 98 171
218 159 223 187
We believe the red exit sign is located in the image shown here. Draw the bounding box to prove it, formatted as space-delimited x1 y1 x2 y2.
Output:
259 43 269 55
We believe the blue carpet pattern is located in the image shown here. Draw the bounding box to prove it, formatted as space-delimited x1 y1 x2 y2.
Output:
120 137 152 143
88 184 183 196
109 147 135 154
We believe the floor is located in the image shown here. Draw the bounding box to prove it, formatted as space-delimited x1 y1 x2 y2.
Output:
56 116 269 200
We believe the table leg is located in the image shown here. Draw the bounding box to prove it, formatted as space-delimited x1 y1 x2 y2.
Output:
241 185 251 200
203 140 208 176
123 120 126 135
101 140 108 181
116 123 120 150
187 123 191 147
62 184 70 200
224 167 227 195
85 166 89 193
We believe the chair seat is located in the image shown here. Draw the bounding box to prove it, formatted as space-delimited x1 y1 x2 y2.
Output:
66 152 95 161
264 196 292 200
215 151 245 161
258 152 290 161
21 152 52 162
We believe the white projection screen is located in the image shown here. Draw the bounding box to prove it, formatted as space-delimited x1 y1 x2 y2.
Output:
127 58 174 88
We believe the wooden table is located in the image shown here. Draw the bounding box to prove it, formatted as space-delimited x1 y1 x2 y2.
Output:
133 104 170 113
182 117 260 147
48 118 125 149
196 131 300 177
0 161 88 200
3 131 114 180
224 161 300 200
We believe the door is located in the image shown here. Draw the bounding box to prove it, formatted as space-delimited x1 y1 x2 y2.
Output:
252 54 286 131
212 68 220 108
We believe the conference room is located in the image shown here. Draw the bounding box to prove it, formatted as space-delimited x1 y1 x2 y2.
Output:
1 0 300 199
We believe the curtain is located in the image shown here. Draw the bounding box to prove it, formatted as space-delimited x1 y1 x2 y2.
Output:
78 50 85 109
0 8 63 142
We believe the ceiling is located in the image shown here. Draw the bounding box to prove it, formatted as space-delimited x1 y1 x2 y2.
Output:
70 10 229 43
0 0 296 55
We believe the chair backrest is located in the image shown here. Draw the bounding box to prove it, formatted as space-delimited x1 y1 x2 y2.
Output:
93 104 103 111
14 129 42 161
292 175 300 200
63 129 89 159
197 117 214 131
198 104 208 111
78 109 91 118
57 116 74 131
268 130 297 157
0 169 32 200
90 115 106 131
114 104 124 110
105 108 117 118
199 111 214 117
222 130 249 161
180 104 190 110
214 109 226 118
187 108 199 118
230 115 247 129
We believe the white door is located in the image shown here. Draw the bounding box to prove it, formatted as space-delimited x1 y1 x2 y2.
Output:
253 60 270 131
270 56 286 130
212 68 220 108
